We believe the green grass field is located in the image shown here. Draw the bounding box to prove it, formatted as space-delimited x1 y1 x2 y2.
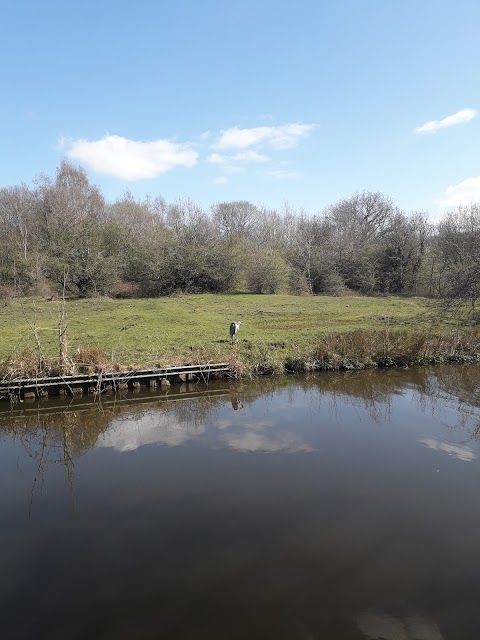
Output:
0 294 446 371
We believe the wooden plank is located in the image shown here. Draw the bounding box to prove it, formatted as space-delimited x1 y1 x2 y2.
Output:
0 362 231 400
0 363 230 388
0 388 231 418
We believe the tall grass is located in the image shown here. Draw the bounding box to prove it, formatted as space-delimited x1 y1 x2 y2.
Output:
0 294 478 379
283 327 480 375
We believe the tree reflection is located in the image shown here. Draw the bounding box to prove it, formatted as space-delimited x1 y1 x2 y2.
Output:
1 401 117 512
1 365 480 504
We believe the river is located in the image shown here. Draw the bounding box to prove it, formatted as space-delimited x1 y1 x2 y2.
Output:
1 365 479 639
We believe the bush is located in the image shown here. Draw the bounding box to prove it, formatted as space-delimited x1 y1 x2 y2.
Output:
289 268 312 295
246 251 290 294
0 284 14 305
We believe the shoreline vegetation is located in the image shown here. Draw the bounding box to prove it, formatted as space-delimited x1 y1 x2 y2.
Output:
0 294 479 381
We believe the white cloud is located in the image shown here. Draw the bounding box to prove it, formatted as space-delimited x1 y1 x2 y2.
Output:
415 108 477 134
233 150 269 163
267 168 297 180
214 123 315 150
55 135 67 151
436 175 480 207
206 153 227 164
224 165 245 175
212 176 227 184
207 150 269 178
208 151 268 166
66 134 198 180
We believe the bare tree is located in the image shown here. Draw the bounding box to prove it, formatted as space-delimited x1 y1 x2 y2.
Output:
378 211 429 294
325 191 399 292
0 184 36 261
211 200 258 240
435 204 480 316
35 160 110 295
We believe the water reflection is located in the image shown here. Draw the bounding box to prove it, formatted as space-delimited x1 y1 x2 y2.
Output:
230 395 244 411
1 366 480 639
218 419 314 453
418 437 477 462
356 609 444 640
97 410 207 451
2 366 480 471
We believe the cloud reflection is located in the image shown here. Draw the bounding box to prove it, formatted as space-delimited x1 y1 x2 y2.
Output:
96 412 205 452
356 610 444 640
419 437 476 462
96 411 313 454
220 427 313 453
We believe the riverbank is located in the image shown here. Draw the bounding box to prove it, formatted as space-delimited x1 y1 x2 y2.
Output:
0 294 478 380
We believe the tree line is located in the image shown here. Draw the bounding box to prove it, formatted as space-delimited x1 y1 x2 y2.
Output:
0 160 479 307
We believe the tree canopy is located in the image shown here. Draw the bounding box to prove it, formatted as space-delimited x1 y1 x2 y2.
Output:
0 161 477 314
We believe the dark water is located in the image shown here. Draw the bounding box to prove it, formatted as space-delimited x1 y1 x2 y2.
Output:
1 366 480 639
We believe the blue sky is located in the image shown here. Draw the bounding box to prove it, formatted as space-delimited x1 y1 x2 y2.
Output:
2 0 480 218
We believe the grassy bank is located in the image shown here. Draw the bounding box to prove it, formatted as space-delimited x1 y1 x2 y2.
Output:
0 294 478 379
